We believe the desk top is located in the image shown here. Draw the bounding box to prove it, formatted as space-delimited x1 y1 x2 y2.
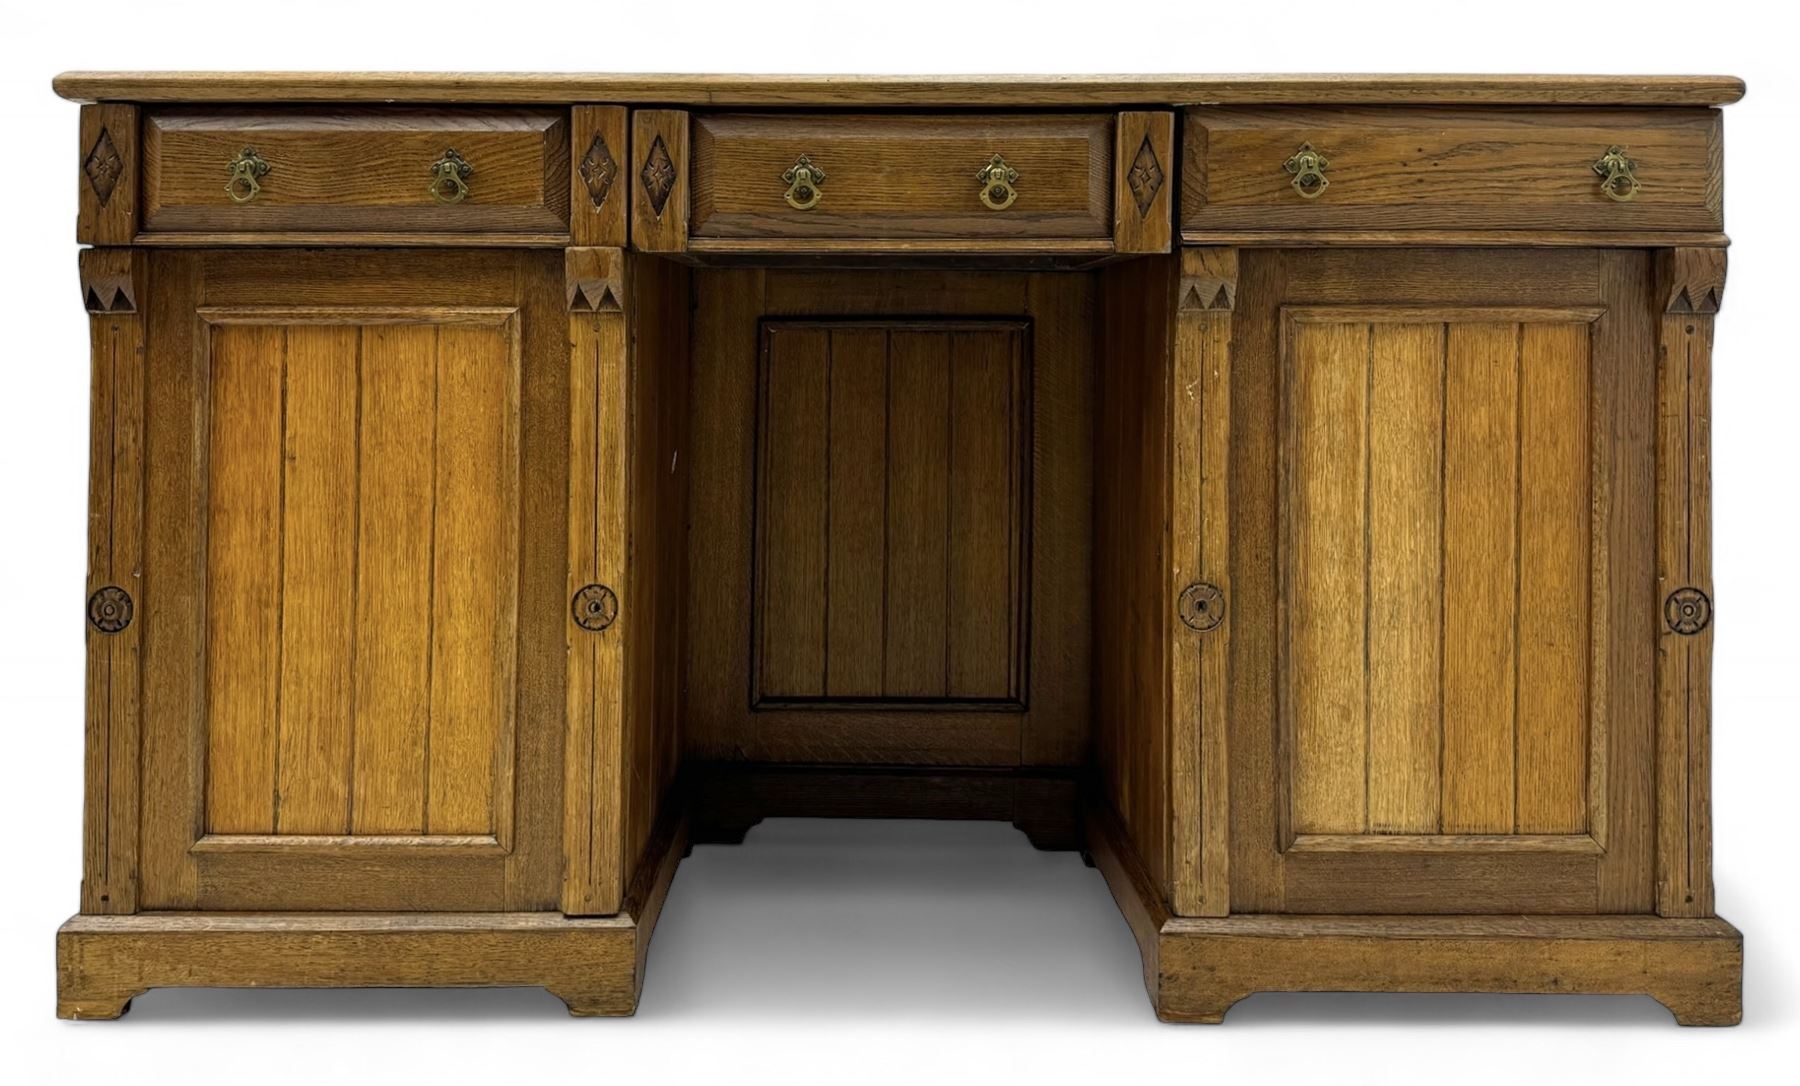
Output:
52 72 1746 107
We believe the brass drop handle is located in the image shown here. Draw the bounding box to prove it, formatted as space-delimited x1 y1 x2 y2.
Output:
1593 145 1640 202
1283 142 1329 199
782 154 825 210
225 147 270 204
977 153 1019 210
428 149 474 204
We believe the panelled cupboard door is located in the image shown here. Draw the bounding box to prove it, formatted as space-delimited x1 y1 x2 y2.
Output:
135 249 569 911
1226 248 1657 914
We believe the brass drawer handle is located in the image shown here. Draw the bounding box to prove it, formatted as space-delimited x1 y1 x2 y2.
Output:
225 147 270 203
429 149 474 204
782 154 825 210
977 153 1019 210
1593 145 1640 202
1283 142 1329 199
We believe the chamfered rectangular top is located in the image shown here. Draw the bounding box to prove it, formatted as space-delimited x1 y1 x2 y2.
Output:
52 72 1746 107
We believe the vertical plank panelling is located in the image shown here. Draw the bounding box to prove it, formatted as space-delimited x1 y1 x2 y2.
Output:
204 324 287 834
274 325 360 834
756 327 830 699
1442 322 1520 833
884 332 952 697
1365 323 1445 833
1286 321 1368 834
427 322 519 835
947 331 1019 700
824 329 888 698
351 325 439 834
1517 321 1593 833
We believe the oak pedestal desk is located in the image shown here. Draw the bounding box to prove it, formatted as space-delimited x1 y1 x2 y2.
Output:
53 71 1743 1024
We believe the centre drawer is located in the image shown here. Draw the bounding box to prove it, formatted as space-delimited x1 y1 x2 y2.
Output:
141 107 571 236
690 113 1115 240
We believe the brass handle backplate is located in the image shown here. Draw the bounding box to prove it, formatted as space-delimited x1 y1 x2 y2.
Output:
1593 145 1641 202
225 147 270 204
1283 142 1329 199
429 149 474 204
782 154 826 210
977 153 1019 210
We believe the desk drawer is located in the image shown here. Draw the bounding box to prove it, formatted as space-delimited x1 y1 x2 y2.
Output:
1182 107 1722 234
691 113 1114 240
143 108 570 235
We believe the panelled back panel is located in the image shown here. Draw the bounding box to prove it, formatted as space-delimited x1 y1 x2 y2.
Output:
201 314 521 837
754 321 1029 710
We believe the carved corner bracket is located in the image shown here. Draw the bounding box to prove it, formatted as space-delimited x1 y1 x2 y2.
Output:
79 249 145 314
1658 248 1727 315
566 247 625 314
1179 248 1239 312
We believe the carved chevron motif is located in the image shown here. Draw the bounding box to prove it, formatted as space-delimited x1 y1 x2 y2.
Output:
640 135 676 218
1127 135 1164 217
79 249 140 314
83 127 124 205
1179 248 1239 312
1658 248 1727 314
579 134 619 207
565 247 624 313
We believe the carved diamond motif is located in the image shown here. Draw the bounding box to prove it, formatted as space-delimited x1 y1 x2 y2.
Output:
579 134 619 207
1127 135 1164 217
84 128 124 206
640 135 676 218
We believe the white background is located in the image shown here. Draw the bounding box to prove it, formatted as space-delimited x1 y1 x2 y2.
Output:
1 2 1794 1082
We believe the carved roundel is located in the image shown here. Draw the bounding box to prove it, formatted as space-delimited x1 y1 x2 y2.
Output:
87 585 133 634
572 583 619 632
1178 582 1226 633
1664 587 1712 636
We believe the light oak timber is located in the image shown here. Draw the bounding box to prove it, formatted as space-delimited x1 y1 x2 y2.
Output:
1087 798 1742 1026
53 71 1743 1026
1656 248 1724 918
57 808 690 1020
52 72 1748 107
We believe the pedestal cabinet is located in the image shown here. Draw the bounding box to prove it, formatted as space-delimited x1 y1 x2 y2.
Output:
53 72 1743 1024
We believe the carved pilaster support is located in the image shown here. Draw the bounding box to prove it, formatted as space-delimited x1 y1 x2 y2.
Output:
1655 246 1725 918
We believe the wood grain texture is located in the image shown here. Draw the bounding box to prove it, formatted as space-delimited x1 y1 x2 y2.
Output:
565 249 692 915
78 104 138 245
1655 248 1723 918
631 110 689 253
691 114 1112 241
684 270 1090 766
80 250 147 914
1088 797 1741 1026
753 321 1028 708
1232 250 1654 914
52 72 1749 107
1113 112 1174 254
1095 254 1175 904
1184 107 1723 233
142 108 569 234
57 804 687 1019
570 106 628 247
136 250 564 912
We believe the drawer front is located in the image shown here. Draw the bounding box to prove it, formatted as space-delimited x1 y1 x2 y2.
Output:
1183 107 1722 233
143 108 570 234
691 113 1114 240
